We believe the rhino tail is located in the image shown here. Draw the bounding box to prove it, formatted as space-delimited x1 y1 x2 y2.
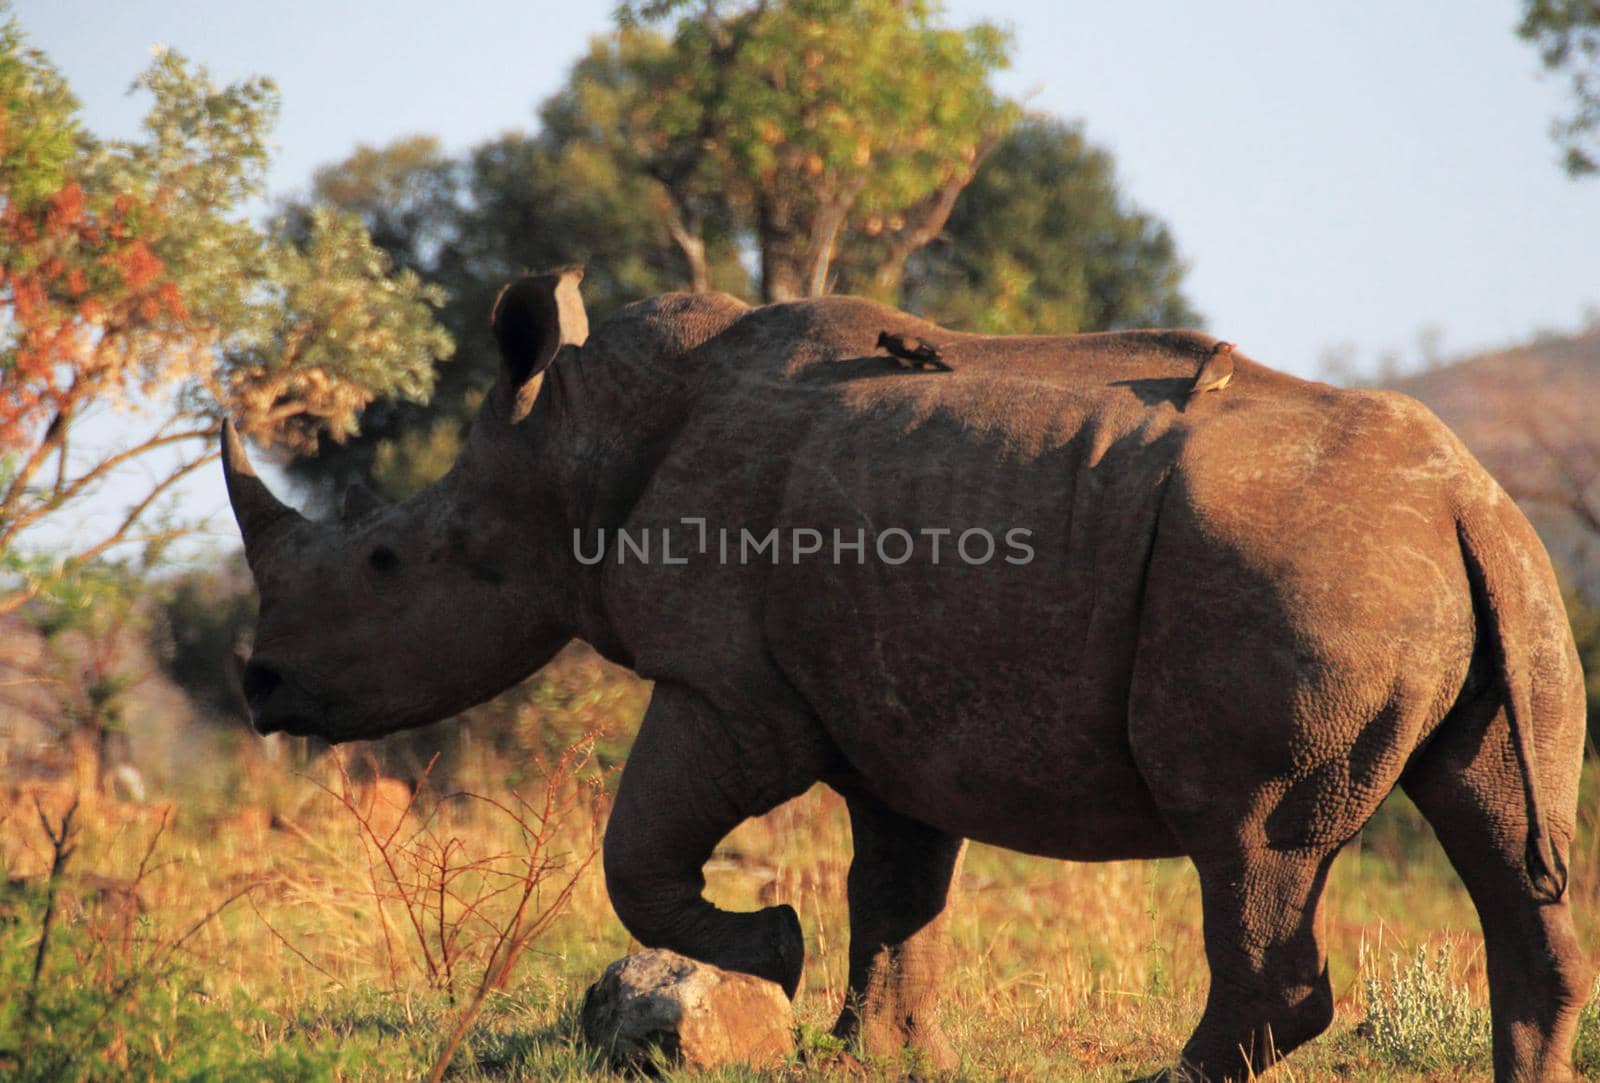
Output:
1456 504 1568 904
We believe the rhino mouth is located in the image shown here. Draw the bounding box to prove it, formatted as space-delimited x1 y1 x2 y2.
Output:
240 658 331 738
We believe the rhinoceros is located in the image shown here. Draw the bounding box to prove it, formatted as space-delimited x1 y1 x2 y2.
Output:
224 267 1588 1081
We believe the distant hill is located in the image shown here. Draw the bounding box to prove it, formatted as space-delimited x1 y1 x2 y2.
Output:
1389 329 1600 597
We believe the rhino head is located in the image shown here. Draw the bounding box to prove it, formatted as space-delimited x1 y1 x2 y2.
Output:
226 268 593 742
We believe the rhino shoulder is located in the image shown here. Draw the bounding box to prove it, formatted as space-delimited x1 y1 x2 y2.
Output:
724 295 927 375
600 291 753 371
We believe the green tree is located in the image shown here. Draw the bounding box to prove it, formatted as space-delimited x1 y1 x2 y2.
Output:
1520 0 1600 176
0 18 452 611
290 135 460 274
611 0 1016 301
902 118 1201 334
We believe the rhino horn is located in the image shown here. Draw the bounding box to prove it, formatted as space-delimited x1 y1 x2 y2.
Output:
220 420 303 563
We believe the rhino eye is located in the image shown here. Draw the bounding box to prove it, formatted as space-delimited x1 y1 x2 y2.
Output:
367 545 400 574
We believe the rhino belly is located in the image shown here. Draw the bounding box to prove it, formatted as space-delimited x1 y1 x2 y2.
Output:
765 556 1183 862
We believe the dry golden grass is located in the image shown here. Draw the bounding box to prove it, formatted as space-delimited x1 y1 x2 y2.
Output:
3 742 1597 1081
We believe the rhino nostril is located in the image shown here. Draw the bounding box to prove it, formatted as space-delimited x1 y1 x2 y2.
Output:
241 661 282 707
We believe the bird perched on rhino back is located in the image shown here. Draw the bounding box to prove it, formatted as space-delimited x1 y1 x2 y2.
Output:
1188 341 1236 402
877 330 951 371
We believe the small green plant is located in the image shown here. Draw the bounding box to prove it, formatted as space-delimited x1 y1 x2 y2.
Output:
0 797 343 1081
1572 985 1600 1078
1143 864 1171 998
794 1021 849 1063
1358 942 1490 1072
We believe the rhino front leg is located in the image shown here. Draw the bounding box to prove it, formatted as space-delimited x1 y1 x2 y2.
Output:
832 792 966 1071
603 684 817 997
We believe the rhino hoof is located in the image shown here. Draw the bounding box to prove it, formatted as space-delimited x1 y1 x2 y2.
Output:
580 949 796 1072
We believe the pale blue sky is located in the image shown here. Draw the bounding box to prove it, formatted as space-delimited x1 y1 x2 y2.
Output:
10 0 1599 551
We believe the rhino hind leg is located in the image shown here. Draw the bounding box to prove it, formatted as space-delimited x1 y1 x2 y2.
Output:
1402 696 1589 1083
1166 844 1339 1081
830 792 966 1071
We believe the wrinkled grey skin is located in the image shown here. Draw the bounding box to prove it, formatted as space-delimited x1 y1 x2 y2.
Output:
226 269 1589 1081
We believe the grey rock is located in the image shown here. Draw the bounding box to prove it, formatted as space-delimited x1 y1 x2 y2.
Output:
580 949 795 1072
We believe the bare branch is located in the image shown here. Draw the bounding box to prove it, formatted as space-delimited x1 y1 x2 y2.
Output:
0 410 69 530
24 792 80 1022
66 451 220 567
0 424 218 553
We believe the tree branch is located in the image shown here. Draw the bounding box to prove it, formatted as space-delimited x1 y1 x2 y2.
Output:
868 165 979 302
632 3 762 291
659 194 712 293
71 450 221 566
0 424 218 554
0 581 44 618
0 409 69 529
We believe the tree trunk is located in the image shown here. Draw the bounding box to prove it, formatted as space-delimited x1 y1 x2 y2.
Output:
67 729 102 810
757 195 805 303
803 178 866 298
664 208 712 294
762 257 804 303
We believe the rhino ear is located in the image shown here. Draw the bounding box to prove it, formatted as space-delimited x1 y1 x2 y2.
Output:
491 266 588 420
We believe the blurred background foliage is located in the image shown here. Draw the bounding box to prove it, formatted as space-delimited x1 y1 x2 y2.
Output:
0 9 454 793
